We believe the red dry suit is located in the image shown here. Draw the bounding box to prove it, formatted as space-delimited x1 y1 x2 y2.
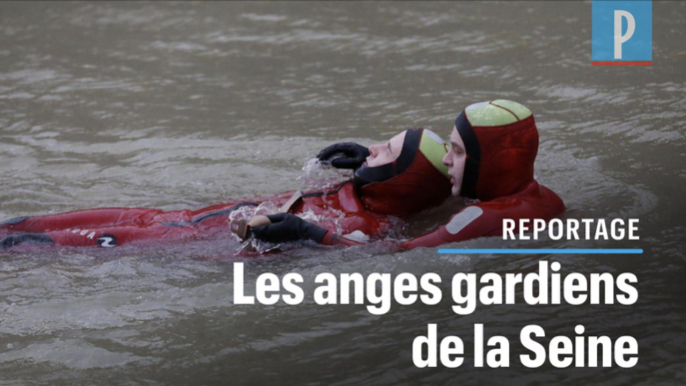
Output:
317 100 566 249
0 128 452 249
0 182 392 248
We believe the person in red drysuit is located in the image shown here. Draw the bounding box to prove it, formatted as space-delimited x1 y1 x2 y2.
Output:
250 100 566 248
0 128 451 249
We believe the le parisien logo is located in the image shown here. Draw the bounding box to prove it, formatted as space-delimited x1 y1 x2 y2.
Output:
592 0 653 66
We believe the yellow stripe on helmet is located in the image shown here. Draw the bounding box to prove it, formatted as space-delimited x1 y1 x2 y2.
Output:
464 99 533 127
419 129 450 180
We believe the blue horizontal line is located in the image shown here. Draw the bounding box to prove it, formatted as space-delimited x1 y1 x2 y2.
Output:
437 249 643 254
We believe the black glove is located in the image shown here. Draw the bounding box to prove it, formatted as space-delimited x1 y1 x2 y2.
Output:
316 142 370 170
1 232 54 248
250 213 328 244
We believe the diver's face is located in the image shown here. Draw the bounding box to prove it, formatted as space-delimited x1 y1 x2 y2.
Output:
365 131 406 167
443 126 467 196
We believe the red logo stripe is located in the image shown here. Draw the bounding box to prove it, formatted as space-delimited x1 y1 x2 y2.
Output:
592 61 653 66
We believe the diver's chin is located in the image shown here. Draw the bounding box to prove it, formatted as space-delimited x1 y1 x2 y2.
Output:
450 183 461 197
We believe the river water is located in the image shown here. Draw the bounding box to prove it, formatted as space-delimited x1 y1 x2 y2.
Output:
0 2 684 385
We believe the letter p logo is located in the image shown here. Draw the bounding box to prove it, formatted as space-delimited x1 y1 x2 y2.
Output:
592 1 652 65
614 10 635 59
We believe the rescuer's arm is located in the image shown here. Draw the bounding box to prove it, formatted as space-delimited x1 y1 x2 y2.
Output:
250 205 498 249
400 206 498 250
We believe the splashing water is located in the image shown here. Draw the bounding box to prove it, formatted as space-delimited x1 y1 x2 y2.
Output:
298 158 354 190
